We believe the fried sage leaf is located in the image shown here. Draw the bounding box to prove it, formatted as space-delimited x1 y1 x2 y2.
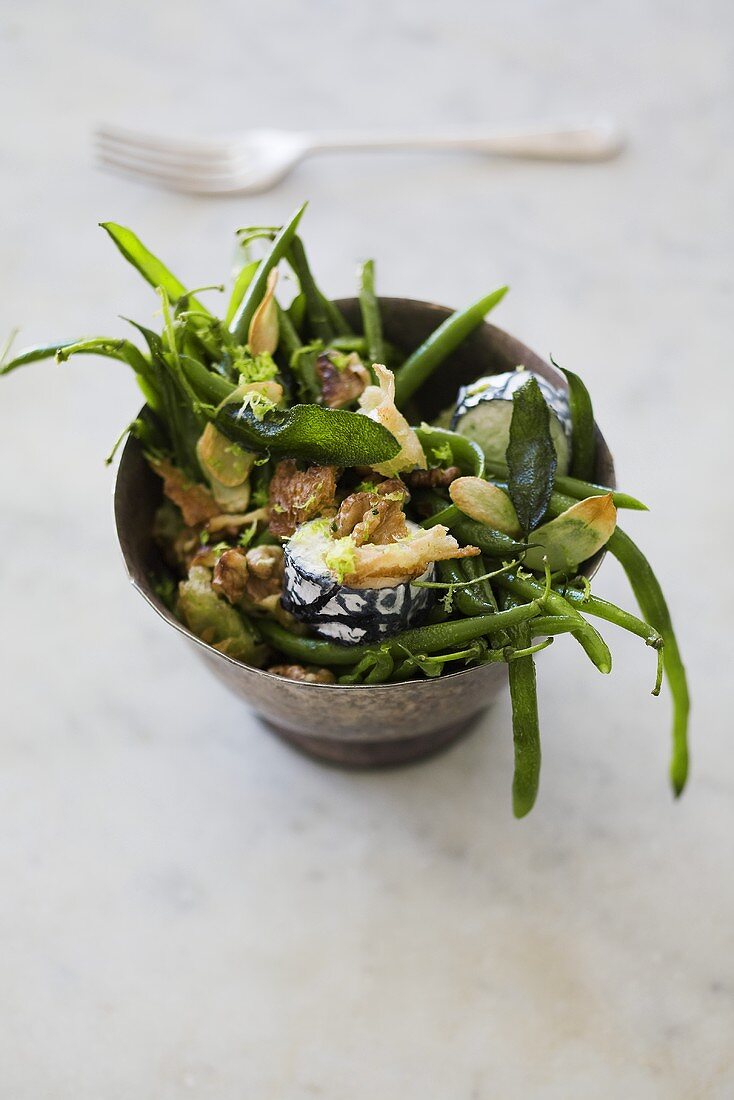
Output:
506 375 557 534
523 493 617 573
215 401 400 466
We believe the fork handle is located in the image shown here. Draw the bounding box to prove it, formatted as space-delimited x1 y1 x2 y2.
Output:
306 120 623 163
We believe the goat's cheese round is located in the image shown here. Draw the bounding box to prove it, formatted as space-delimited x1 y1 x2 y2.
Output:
282 521 436 645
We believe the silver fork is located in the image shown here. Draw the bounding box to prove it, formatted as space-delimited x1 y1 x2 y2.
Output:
95 119 624 195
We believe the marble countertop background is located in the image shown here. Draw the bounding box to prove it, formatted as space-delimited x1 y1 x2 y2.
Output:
1 1 732 1096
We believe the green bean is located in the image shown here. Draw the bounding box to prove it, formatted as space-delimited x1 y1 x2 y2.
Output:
53 337 164 414
330 335 368 354
553 475 647 511
288 292 307 332
229 203 307 344
417 490 527 559
436 555 503 623
451 516 528 559
460 555 501 613
607 528 689 795
459 556 510 646
553 584 663 649
420 503 462 530
322 297 353 337
484 460 647 511
274 302 302 363
258 600 544 668
358 259 385 365
530 614 583 636
179 355 234 405
560 365 595 481
100 222 211 316
496 571 612 674
287 236 334 342
437 560 484 617
288 342 322 402
502 593 542 818
1 340 83 377
414 426 485 477
394 286 508 407
225 260 259 328
329 334 403 364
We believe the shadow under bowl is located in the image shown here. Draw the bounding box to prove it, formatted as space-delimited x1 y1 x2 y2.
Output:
114 298 615 767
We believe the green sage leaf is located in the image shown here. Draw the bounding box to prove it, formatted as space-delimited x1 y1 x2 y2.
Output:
506 374 557 534
215 402 400 466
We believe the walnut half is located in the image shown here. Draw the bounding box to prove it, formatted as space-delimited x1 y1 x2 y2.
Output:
212 545 285 606
316 351 370 409
333 478 409 546
403 465 462 490
268 459 339 538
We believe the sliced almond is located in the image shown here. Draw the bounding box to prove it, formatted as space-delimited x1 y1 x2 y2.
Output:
449 477 522 537
248 267 279 355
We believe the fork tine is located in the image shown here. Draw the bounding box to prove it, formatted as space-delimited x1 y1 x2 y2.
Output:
95 132 243 169
95 124 239 158
96 149 260 195
96 140 254 182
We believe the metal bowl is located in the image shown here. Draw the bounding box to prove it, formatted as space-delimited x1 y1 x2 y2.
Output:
114 298 615 766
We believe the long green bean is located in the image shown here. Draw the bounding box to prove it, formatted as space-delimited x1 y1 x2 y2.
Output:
358 259 385 365
100 223 211 315
224 260 259 328
484 460 647 511
274 302 302 363
229 204 307 344
531 614 584 636
502 592 542 818
451 516 528 558
496 571 612 674
560 366 595 481
607 528 690 795
394 286 508 407
554 475 647 511
554 584 663 649
414 427 485 478
52 337 163 414
460 555 501 612
287 236 334 342
258 600 544 668
1 340 83 377
437 560 488 617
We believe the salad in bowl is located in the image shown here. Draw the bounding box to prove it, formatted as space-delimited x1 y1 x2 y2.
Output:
1 203 689 815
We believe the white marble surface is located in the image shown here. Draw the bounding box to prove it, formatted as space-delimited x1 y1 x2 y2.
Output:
1 1 733 1096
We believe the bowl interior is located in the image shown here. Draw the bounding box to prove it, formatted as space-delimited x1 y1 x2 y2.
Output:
115 298 615 674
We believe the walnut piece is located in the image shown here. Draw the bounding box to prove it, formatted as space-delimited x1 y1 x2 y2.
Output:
404 465 462 490
268 664 336 684
149 456 219 527
211 548 249 604
243 545 285 603
316 351 370 409
268 459 339 538
212 545 285 606
333 478 409 546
